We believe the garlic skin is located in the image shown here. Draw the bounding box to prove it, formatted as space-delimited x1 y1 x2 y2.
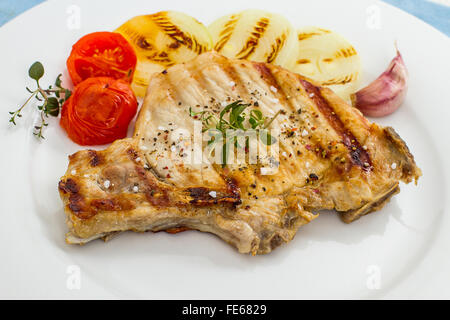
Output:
351 49 408 117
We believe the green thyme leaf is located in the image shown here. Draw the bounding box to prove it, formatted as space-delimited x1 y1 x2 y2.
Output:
64 89 71 100
45 97 60 117
28 62 44 81
55 74 62 87
250 109 263 120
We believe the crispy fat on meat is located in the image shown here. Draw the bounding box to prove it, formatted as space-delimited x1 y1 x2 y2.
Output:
58 52 421 254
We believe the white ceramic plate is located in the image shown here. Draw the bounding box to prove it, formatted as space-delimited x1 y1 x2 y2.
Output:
0 0 449 299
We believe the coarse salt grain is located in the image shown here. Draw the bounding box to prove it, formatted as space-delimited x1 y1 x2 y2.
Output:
391 163 397 170
71 170 76 175
282 152 287 157
171 145 177 152
305 162 310 168
269 97 279 103
104 180 111 188
209 191 217 198
133 185 139 193
135 157 141 162
309 93 315 98
83 174 89 178
158 126 166 131
270 86 278 93
302 129 309 137
229 81 235 87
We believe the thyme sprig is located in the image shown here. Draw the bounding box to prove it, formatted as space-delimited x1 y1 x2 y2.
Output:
8 62 72 139
189 100 281 166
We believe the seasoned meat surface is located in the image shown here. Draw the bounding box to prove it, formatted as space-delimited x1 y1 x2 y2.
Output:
58 52 421 254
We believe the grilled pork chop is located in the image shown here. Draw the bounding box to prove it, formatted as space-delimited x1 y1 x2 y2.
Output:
58 52 421 254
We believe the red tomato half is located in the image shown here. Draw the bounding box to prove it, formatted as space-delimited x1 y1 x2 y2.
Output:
67 32 137 85
60 77 138 145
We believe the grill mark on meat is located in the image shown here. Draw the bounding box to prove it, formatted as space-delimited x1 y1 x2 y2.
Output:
187 187 236 205
187 177 241 206
59 178 79 194
188 187 217 203
165 64 195 110
254 63 333 162
219 58 245 97
252 62 281 92
90 198 136 212
299 79 372 171
88 150 102 167
68 193 92 218
186 54 222 105
258 75 319 171
59 178 94 219
134 165 171 207
225 177 241 206
252 61 299 122
59 178 136 219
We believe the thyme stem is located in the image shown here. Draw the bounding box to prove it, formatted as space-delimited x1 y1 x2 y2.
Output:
263 110 281 129
8 62 72 139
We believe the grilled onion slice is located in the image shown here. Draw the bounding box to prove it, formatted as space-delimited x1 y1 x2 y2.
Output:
208 9 298 68
288 26 361 100
115 11 212 97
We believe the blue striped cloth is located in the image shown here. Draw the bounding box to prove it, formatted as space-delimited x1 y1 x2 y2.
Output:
384 0 449 35
0 0 42 27
0 0 449 36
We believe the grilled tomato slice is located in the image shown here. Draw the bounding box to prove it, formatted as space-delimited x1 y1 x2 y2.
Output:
67 32 137 85
60 77 138 145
